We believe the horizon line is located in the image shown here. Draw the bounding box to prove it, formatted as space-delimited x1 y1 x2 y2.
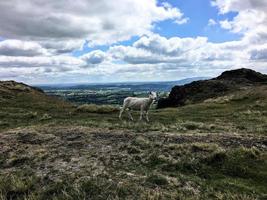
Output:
32 76 210 87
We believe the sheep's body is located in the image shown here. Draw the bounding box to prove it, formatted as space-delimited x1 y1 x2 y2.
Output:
123 97 153 111
119 92 157 122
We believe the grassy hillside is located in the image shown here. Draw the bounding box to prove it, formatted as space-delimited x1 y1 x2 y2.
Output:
0 81 74 130
0 81 267 199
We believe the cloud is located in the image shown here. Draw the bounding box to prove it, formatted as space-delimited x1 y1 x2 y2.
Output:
81 50 106 65
108 32 265 74
110 44 186 64
208 19 217 26
175 17 189 25
0 70 19 79
0 0 267 83
213 0 267 35
40 40 85 54
219 20 232 30
0 39 47 56
0 55 84 68
132 34 207 56
212 0 267 62
0 0 186 47
250 48 267 60
109 34 212 65
219 10 265 33
211 0 267 14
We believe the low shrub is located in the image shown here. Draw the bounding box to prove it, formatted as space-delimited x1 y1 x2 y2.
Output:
76 104 119 114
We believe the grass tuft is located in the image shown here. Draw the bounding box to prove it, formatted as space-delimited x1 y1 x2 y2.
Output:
146 174 168 186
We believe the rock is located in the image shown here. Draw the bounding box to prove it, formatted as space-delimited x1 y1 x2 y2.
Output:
157 68 267 108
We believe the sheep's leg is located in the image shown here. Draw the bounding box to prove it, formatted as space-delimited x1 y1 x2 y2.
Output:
139 108 144 121
127 110 134 121
145 111 149 122
119 107 125 120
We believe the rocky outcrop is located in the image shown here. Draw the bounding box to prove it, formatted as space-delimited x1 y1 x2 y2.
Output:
157 68 267 108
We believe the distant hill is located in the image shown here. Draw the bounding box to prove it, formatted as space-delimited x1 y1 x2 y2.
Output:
157 68 267 108
38 77 208 92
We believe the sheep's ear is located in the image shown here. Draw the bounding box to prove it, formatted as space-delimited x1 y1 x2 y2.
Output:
149 91 152 94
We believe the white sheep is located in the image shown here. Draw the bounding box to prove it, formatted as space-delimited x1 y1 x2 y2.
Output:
119 92 157 122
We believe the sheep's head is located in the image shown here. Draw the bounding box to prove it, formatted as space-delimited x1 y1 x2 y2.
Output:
149 91 157 101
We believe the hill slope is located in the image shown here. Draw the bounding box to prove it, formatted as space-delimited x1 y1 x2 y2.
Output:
0 80 73 129
157 68 267 108
0 80 44 99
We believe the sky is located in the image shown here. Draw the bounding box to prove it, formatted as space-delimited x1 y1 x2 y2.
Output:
0 0 267 84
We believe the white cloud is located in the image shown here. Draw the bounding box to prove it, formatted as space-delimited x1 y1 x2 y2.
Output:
108 32 266 75
40 40 85 54
212 0 267 64
2 29 266 83
132 34 207 56
108 34 214 65
0 40 47 56
212 0 267 14
110 44 186 64
0 0 267 83
250 48 267 60
219 20 232 30
213 0 267 35
81 50 106 65
208 19 217 26
175 17 189 25
0 55 84 68
0 0 188 80
0 0 186 47
219 10 265 33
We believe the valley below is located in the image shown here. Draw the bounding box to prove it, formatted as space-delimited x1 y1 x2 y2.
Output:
39 77 206 105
